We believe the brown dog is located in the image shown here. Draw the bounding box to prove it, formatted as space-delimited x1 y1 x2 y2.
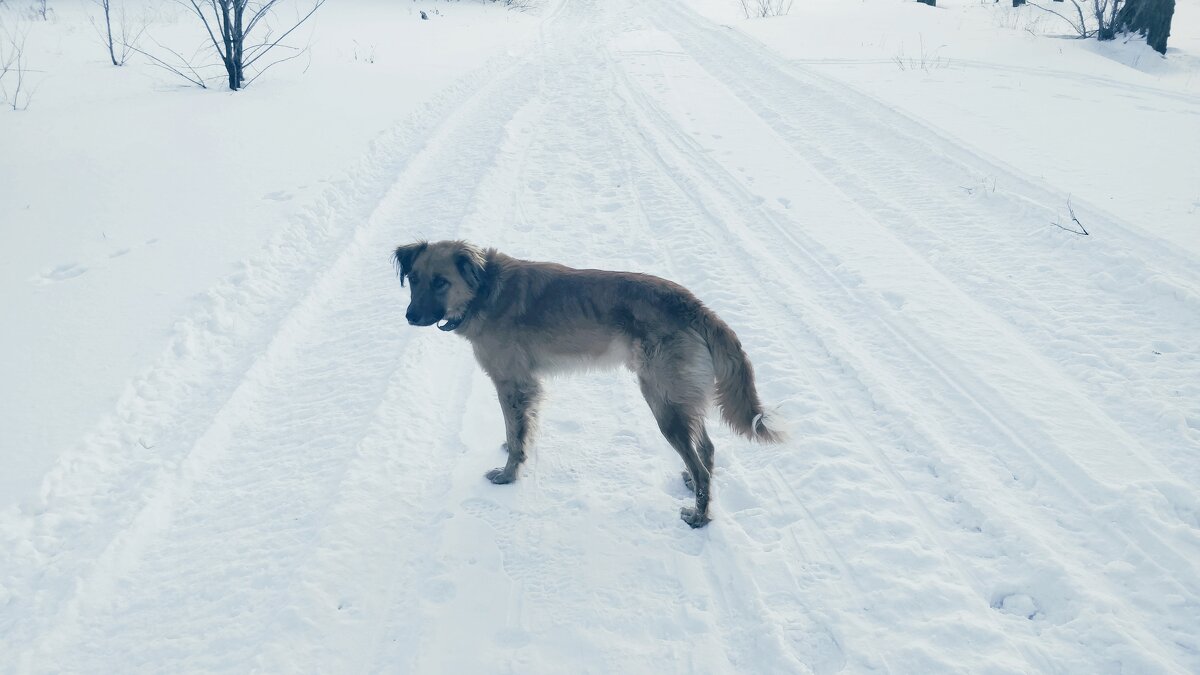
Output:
395 240 782 527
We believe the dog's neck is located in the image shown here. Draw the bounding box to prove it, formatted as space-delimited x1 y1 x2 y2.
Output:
455 251 501 335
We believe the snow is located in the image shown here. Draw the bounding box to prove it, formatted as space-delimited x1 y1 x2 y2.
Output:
0 0 537 508
692 0 1200 256
2 0 1199 672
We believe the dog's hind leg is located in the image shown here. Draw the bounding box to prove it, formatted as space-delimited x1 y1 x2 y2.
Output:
639 376 711 528
487 377 541 484
683 427 716 494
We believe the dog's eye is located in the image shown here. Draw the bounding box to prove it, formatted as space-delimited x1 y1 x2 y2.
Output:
433 276 450 290
409 272 420 285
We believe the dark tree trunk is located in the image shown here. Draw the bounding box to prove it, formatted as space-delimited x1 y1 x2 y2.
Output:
101 0 118 66
233 4 245 89
182 0 324 91
215 1 246 90
1116 0 1175 53
1013 0 1026 7
1097 8 1116 39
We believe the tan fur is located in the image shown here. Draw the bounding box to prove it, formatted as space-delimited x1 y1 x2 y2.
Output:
394 240 783 528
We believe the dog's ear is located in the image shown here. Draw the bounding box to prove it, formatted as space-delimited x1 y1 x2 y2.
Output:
455 246 486 290
393 242 427 286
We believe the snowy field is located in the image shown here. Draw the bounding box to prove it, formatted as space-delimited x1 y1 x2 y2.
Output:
2 0 1199 671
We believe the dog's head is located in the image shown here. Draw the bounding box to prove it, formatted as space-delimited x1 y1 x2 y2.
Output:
394 240 486 332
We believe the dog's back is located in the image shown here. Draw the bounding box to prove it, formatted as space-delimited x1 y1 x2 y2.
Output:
469 252 781 441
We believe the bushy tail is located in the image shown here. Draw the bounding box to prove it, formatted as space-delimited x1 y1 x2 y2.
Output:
698 311 785 443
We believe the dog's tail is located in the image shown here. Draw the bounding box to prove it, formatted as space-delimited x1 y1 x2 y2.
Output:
698 311 785 443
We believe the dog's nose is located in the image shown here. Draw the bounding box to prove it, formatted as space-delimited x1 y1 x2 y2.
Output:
406 308 421 325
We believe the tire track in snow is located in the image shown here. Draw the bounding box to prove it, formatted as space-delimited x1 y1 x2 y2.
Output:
4 42 547 672
252 340 479 673
603 37 1044 673
606 19 1195 672
0 51 534 666
650 0 1200 605
357 2 822 670
659 0 1200 492
788 56 1200 106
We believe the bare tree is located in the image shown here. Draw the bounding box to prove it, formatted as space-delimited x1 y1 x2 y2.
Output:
737 0 793 18
1094 0 1123 39
1030 0 1098 37
90 0 146 66
179 0 325 91
1029 0 1125 40
1 20 33 110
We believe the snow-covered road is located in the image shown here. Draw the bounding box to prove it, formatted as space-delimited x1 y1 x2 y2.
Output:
2 0 1198 672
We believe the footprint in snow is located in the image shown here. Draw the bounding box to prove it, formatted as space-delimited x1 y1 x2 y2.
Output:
882 290 906 310
36 262 88 284
553 418 583 433
1150 340 1177 354
420 578 457 604
493 626 532 648
991 592 1042 620
611 429 638 445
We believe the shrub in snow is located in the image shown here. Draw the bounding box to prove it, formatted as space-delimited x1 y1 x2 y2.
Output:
738 0 793 19
134 0 326 91
0 19 32 110
88 0 145 66
1029 0 1174 52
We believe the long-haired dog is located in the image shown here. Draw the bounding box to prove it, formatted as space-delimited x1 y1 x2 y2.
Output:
395 240 782 527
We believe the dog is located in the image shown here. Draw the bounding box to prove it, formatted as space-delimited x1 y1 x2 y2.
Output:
394 240 782 528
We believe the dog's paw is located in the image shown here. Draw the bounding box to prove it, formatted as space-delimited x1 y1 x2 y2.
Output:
680 506 711 529
681 470 696 493
486 467 516 484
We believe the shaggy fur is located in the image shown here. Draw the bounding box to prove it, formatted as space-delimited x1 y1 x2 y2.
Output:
394 240 782 528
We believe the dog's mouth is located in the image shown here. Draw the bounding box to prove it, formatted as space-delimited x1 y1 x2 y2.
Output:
437 315 464 332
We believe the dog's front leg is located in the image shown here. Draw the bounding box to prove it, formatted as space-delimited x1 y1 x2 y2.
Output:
486 378 542 484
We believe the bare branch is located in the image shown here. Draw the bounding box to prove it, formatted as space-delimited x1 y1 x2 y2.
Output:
245 0 285 36
1028 1 1096 36
1 21 34 110
243 0 325 69
1071 0 1092 34
126 35 210 88
180 0 228 60
244 41 308 86
1051 195 1090 235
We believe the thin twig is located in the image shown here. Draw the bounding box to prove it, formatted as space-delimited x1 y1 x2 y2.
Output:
1027 1 1096 37
243 0 325 69
1050 195 1089 235
181 0 227 60
126 35 209 87
244 42 308 86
